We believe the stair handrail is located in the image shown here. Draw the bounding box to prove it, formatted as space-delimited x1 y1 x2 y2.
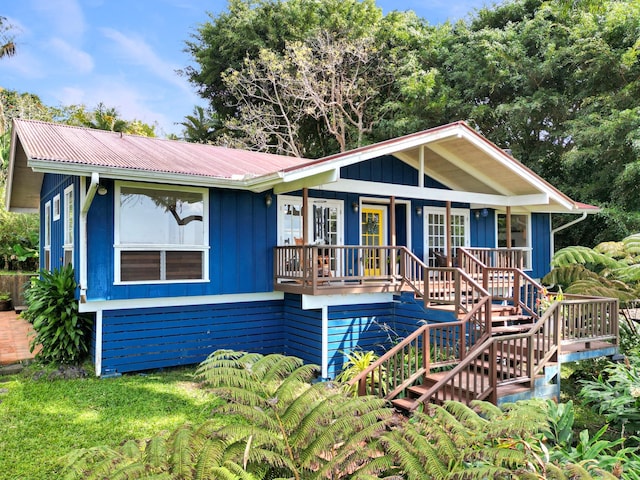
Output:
397 246 428 297
404 301 563 411
348 277 493 401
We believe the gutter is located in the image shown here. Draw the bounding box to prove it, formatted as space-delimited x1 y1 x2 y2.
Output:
550 211 588 256
79 173 100 302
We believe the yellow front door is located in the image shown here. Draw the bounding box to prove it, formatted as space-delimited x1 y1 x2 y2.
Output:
361 207 385 276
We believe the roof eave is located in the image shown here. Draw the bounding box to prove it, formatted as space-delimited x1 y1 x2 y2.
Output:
26 159 285 192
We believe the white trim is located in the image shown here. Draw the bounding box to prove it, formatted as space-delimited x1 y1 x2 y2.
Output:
78 291 285 313
276 194 345 247
301 292 395 310
359 197 412 252
361 203 387 248
114 181 209 283
496 212 532 269
423 206 470 257
62 184 76 266
43 200 51 271
94 310 103 376
316 178 549 207
53 194 60 220
27 159 285 194
321 305 328 379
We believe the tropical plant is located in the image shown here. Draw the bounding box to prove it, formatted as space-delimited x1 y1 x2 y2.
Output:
62 350 396 479
195 350 395 480
0 16 15 60
543 233 640 302
334 349 381 391
22 264 92 364
579 356 640 436
60 421 265 480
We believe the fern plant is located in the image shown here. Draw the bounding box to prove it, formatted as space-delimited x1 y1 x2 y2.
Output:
195 350 395 480
545 233 640 303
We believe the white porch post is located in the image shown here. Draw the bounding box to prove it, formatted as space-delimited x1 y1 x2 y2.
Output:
94 309 102 376
321 305 329 379
446 201 452 266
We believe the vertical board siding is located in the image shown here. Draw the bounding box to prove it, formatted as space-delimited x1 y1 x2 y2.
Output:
99 300 284 374
87 185 277 301
282 293 441 379
40 174 75 273
283 295 323 368
531 213 552 279
470 208 496 248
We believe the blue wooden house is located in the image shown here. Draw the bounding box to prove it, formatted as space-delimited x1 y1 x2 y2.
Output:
7 119 615 405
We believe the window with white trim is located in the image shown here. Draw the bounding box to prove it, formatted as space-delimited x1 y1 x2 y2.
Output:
423 207 470 265
44 201 51 270
115 182 208 283
497 213 531 269
63 185 74 266
53 194 60 221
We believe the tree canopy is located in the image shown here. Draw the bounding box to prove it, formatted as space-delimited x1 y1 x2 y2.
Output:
185 0 640 245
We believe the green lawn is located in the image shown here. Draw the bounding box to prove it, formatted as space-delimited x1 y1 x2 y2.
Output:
0 366 215 480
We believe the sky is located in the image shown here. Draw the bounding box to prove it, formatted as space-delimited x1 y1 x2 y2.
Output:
1 0 490 137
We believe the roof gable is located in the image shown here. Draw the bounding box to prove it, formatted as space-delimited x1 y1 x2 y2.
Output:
6 118 596 214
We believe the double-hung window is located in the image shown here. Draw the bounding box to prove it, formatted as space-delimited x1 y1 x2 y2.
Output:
43 201 51 270
115 182 208 283
63 185 74 266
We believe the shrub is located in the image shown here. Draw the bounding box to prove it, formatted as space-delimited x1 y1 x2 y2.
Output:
23 265 92 364
579 356 640 436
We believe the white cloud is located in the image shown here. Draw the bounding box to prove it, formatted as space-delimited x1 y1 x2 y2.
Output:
100 27 192 95
47 38 94 74
30 0 86 40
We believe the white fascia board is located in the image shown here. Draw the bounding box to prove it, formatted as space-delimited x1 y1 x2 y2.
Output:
274 168 340 194
331 127 461 169
460 130 576 210
316 178 549 207
26 159 284 192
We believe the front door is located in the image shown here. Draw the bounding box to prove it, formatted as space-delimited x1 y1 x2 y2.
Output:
361 206 385 276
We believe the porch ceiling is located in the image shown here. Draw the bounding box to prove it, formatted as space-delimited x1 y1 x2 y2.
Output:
398 139 539 197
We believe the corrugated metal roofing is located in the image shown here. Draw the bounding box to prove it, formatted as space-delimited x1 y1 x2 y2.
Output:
13 119 312 179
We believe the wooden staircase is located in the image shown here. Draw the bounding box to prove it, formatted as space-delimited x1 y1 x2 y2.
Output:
350 247 619 413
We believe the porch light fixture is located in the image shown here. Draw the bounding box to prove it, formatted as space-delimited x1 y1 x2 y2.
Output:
352 202 359 213
265 193 273 208
97 185 108 196
415 206 422 217
474 208 489 219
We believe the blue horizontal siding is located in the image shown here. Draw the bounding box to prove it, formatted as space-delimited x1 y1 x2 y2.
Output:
99 300 284 375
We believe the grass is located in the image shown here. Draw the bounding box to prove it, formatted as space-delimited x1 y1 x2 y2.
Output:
0 364 216 480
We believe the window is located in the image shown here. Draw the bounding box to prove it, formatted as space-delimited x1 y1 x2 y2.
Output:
423 207 469 265
63 185 74 266
497 213 531 269
43 201 51 270
277 195 343 246
115 182 208 283
53 194 60 221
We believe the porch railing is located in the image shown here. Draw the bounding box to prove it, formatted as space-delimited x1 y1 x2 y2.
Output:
461 247 524 269
274 245 406 291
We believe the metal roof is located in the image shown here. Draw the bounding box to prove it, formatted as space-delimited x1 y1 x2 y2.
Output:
13 118 311 179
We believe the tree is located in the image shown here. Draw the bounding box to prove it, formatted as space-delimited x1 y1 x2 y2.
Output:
55 103 156 136
0 16 15 59
178 105 223 143
185 0 437 156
